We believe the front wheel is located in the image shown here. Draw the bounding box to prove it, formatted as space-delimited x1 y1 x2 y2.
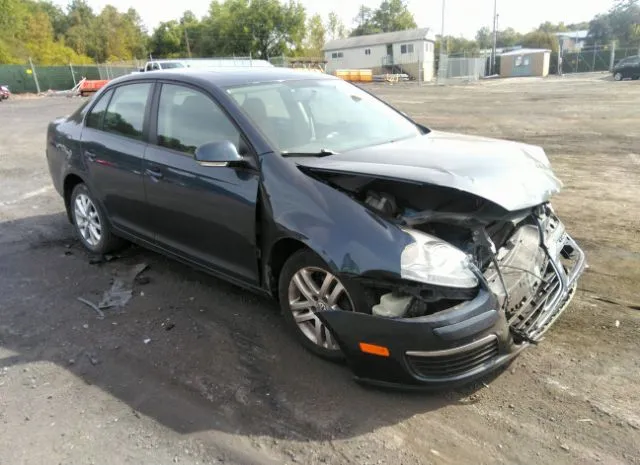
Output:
70 183 123 255
278 249 370 360
614 72 623 81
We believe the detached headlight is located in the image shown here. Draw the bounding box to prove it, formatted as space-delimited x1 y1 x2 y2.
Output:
400 229 478 288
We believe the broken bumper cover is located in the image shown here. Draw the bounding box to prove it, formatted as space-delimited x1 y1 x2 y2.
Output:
317 233 586 389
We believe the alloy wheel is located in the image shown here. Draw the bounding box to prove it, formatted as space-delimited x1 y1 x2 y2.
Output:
614 72 623 81
287 267 354 350
74 193 102 246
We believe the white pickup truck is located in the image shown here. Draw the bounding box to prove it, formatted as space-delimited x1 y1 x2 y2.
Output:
138 60 188 72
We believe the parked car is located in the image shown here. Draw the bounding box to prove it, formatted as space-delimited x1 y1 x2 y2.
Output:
45 68 586 388
0 84 10 100
613 55 640 81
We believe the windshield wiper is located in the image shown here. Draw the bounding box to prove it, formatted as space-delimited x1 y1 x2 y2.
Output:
281 148 337 157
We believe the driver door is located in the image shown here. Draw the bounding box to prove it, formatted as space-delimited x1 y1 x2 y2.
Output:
142 82 260 285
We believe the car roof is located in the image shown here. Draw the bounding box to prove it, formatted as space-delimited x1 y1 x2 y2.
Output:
115 67 336 88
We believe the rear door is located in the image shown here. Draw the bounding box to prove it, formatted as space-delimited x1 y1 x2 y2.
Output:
142 82 261 284
81 82 154 240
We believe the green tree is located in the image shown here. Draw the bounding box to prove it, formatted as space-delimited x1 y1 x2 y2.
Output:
64 0 98 58
352 0 416 37
326 11 346 40
497 28 522 48
521 30 559 52
475 26 491 49
195 0 306 58
351 5 379 36
305 14 326 55
149 20 184 57
372 0 416 33
588 0 640 45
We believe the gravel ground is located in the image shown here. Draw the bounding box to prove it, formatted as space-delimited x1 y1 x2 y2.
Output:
0 73 639 465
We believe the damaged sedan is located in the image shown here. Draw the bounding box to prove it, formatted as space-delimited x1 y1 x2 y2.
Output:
46 68 586 388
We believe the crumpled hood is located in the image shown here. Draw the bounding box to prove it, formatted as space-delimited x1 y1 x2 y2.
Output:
295 131 563 211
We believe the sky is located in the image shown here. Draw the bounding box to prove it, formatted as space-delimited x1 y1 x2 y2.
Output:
58 0 614 38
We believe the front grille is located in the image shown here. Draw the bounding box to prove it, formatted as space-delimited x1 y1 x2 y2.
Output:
507 262 563 334
406 335 499 380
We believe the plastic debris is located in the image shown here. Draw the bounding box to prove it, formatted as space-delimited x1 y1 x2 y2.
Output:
143 338 151 344
615 320 620 327
98 263 148 310
77 297 105 319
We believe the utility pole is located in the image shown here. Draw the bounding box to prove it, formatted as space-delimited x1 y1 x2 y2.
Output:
491 0 498 75
438 0 446 82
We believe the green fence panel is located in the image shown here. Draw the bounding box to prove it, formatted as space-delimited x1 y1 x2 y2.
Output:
0 64 104 93
0 65 39 93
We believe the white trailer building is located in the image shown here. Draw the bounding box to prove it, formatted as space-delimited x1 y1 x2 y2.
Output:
323 28 435 81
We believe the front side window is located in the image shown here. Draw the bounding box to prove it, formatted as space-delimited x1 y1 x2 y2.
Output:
85 89 112 129
103 83 151 140
156 84 240 155
225 79 421 155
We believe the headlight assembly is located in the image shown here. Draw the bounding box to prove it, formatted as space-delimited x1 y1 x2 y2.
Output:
400 229 478 289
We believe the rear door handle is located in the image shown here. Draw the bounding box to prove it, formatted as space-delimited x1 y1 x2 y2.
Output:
85 150 97 161
145 168 164 180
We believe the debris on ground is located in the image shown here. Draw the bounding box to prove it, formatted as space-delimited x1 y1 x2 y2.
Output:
86 353 99 366
76 297 105 319
143 338 151 344
98 263 148 310
89 254 119 265
135 275 151 285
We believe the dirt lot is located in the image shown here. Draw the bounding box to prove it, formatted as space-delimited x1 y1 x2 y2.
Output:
0 73 638 465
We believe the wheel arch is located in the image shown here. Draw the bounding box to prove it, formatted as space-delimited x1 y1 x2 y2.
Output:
264 237 309 299
63 173 86 222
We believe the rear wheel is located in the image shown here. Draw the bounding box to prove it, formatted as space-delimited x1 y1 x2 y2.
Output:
278 249 370 360
614 72 623 81
70 183 123 254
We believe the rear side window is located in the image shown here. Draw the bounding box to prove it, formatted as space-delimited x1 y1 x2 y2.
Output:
156 83 240 155
85 90 112 129
103 83 151 140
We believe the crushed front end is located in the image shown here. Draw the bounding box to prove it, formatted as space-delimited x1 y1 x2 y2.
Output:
317 203 586 389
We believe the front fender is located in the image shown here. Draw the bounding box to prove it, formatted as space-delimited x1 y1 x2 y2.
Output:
260 154 411 280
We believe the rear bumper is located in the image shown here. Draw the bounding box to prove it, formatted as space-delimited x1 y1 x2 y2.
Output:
318 232 586 390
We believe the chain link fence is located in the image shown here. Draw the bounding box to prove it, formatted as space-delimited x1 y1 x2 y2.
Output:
552 45 640 74
437 55 487 83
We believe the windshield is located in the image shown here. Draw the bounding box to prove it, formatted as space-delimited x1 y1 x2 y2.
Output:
225 79 422 155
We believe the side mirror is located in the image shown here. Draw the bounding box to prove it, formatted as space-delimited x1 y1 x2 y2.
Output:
195 140 245 167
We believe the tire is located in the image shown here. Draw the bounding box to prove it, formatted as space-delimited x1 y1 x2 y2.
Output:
614 72 623 81
278 248 371 361
70 183 123 255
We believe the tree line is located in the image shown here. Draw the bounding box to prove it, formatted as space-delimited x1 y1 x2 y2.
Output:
0 0 637 65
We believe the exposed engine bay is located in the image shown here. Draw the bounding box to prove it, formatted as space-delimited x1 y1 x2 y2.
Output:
303 170 582 341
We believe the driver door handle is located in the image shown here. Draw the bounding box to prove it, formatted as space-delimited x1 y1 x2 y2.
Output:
145 168 164 181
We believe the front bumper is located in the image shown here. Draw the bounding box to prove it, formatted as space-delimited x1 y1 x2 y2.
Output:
317 231 586 389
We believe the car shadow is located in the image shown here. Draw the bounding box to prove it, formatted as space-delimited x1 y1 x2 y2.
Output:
0 212 500 442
